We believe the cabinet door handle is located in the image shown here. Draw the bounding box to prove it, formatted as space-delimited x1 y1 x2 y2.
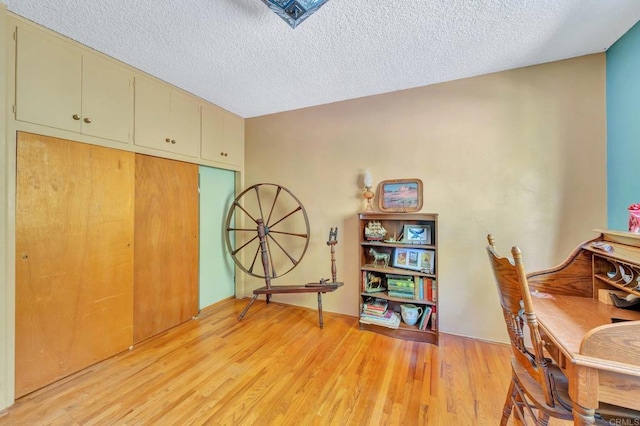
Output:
72 114 81 120
83 117 92 124
224 153 228 157
165 138 171 143
171 139 176 144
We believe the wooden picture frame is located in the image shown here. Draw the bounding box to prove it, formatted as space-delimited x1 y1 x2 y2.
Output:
378 179 423 213
392 248 435 274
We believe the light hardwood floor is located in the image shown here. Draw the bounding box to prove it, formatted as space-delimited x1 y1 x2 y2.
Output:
0 298 571 425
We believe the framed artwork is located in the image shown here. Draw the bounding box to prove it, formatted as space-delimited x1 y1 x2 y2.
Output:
402 224 431 245
378 179 423 212
392 248 435 273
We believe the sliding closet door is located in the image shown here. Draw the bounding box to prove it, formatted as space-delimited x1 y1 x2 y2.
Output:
133 154 199 343
15 132 135 397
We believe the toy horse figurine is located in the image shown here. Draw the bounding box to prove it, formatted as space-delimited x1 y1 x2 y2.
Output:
365 272 385 293
369 248 390 268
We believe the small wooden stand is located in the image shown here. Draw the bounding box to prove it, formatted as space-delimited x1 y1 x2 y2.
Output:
238 224 343 328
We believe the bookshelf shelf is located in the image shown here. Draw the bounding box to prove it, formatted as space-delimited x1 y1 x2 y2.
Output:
358 212 439 344
360 291 437 306
361 264 436 278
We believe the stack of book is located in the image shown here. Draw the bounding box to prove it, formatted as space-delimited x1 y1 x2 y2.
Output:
417 306 433 330
360 298 400 329
425 278 437 302
386 274 415 299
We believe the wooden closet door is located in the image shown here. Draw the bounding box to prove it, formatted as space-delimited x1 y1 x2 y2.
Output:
133 154 199 343
15 132 134 398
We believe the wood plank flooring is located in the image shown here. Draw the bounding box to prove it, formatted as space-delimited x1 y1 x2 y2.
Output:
0 298 571 425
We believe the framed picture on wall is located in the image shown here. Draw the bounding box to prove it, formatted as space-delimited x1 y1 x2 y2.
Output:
378 179 423 212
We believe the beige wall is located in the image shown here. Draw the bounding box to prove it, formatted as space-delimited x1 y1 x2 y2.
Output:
245 54 607 342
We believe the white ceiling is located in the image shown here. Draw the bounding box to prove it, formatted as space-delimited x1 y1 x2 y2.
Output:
5 0 640 118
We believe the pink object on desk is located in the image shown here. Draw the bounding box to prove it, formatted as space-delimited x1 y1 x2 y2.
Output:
628 204 640 233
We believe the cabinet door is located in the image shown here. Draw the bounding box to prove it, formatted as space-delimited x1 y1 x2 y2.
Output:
223 112 244 167
201 103 225 162
82 54 134 143
134 76 171 151
15 25 82 132
15 132 134 397
169 90 201 157
201 104 244 168
134 76 200 157
133 154 199 343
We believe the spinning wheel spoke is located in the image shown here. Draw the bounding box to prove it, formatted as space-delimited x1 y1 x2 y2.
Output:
233 201 260 225
225 183 310 279
269 230 308 238
228 227 259 232
267 234 300 269
253 185 267 225
268 206 303 229
264 185 282 226
247 244 262 276
230 233 258 256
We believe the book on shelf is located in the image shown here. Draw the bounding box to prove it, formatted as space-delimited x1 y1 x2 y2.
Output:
386 273 414 299
361 309 394 321
362 307 387 316
418 306 433 330
387 283 414 291
417 277 424 300
362 297 388 313
388 290 414 299
431 279 437 302
425 278 433 301
430 306 437 330
362 304 388 316
386 273 414 284
359 311 401 329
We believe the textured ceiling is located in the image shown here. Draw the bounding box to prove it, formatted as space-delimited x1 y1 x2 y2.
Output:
5 0 640 118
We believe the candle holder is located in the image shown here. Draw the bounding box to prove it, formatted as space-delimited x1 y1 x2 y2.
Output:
363 171 374 212
363 187 374 212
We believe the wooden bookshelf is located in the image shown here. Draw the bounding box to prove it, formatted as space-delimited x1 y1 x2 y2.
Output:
358 212 439 344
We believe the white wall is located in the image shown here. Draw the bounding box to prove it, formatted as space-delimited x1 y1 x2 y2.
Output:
245 54 607 343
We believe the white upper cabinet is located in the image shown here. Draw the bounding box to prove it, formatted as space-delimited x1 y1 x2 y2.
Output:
15 24 133 144
201 104 244 168
223 112 244 168
81 55 134 143
134 75 201 158
12 17 242 169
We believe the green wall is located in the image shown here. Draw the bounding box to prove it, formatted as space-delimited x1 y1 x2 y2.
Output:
199 166 235 309
607 22 640 230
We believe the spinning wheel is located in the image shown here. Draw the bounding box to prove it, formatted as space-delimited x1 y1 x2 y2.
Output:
224 183 310 279
225 183 343 328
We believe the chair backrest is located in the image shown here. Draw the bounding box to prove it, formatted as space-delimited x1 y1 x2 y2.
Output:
486 234 555 406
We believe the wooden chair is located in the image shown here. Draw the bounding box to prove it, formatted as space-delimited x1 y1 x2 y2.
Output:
486 235 572 425
486 235 640 425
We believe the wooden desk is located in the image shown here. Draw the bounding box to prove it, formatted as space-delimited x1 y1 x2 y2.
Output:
533 293 640 424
